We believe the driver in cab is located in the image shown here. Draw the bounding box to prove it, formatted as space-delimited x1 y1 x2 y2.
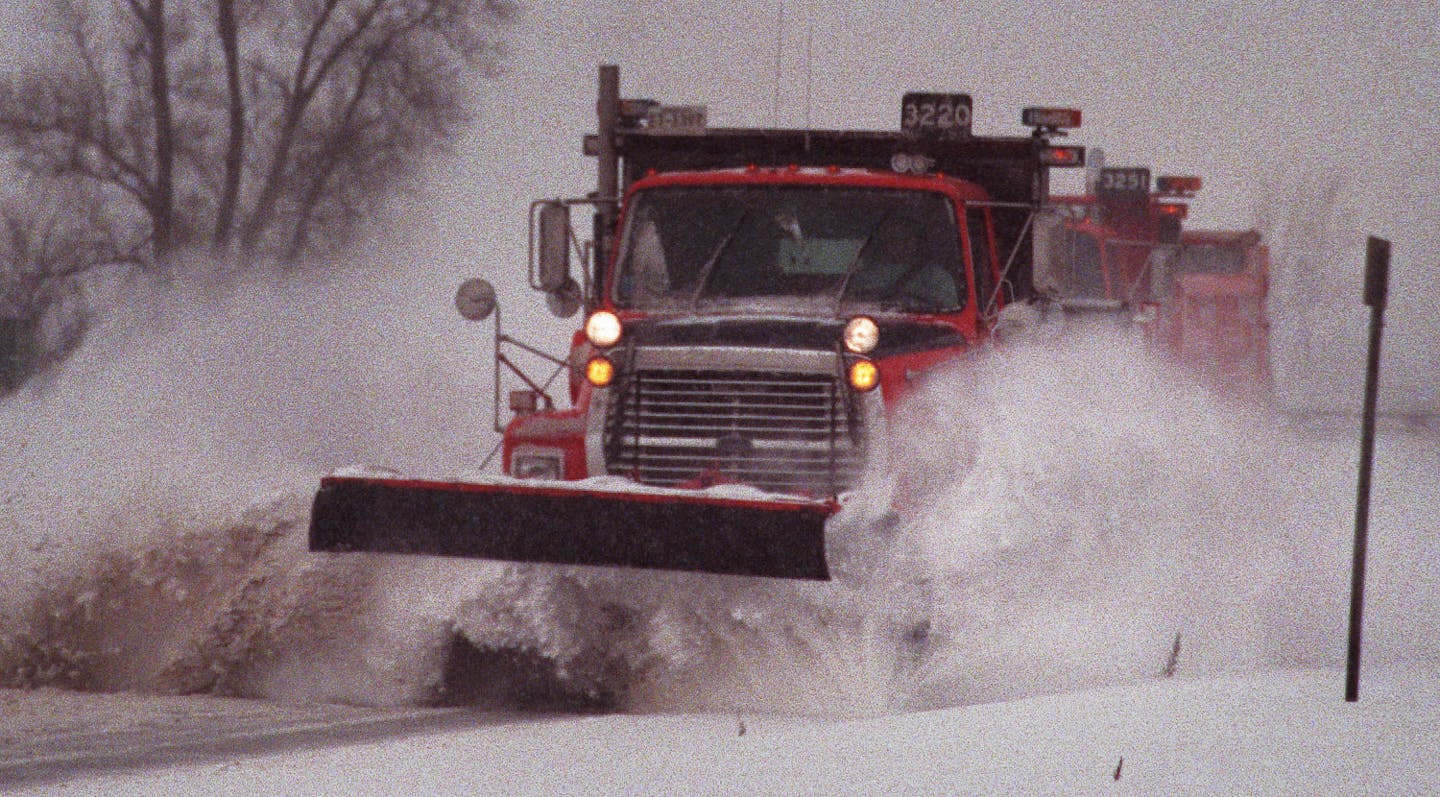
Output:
844 217 961 311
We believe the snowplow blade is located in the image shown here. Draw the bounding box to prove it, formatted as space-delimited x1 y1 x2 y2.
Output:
309 475 836 580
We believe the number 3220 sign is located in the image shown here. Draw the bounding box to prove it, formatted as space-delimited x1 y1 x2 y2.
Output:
901 93 972 139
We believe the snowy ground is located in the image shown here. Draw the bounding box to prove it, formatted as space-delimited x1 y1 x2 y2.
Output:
6 664 1438 795
2 400 1437 794
3 325 1438 794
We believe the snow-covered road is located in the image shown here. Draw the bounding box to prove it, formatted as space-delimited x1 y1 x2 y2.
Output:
0 689 489 790
6 665 1438 795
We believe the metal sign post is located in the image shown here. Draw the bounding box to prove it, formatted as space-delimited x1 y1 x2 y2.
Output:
1346 235 1390 702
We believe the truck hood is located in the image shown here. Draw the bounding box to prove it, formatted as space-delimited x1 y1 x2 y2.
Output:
624 316 969 357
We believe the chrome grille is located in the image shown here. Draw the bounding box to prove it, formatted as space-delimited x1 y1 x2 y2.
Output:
603 367 864 495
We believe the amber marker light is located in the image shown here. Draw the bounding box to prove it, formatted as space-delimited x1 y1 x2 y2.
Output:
848 359 879 392
586 356 615 387
1156 175 1203 195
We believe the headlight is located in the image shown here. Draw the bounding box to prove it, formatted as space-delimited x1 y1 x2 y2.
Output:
586 356 615 387
843 316 879 354
848 359 879 391
512 451 563 480
585 310 622 347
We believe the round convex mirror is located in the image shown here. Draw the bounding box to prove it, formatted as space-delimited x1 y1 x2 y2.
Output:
455 278 497 322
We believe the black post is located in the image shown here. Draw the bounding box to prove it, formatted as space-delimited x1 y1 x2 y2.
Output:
1346 236 1390 702
595 65 620 307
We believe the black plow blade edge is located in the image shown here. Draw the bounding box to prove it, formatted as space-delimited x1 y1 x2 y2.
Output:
309 476 833 580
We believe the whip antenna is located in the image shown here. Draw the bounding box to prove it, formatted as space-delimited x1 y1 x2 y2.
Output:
772 0 784 126
804 0 814 129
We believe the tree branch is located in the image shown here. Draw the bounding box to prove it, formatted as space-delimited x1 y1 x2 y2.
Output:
212 0 244 252
240 0 388 256
283 16 403 260
132 0 177 260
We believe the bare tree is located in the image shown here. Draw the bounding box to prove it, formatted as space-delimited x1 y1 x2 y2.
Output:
213 0 244 251
0 0 513 388
0 177 140 389
0 0 514 267
130 0 179 257
236 0 511 261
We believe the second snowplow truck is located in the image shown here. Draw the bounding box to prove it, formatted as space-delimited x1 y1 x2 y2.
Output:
309 65 1091 580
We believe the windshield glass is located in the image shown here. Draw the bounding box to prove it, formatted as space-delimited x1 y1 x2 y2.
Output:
1174 244 1246 274
613 186 965 313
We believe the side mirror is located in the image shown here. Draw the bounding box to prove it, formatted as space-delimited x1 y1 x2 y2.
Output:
455 278 497 322
546 277 583 318
536 202 570 293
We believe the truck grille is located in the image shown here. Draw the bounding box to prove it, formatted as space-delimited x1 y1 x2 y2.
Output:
603 367 865 496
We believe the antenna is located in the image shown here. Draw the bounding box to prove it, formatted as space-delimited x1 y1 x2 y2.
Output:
772 0 784 126
804 0 814 129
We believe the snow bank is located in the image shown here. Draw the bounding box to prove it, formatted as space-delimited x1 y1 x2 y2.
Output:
0 255 491 705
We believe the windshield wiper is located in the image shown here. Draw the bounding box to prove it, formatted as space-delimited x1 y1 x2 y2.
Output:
689 208 754 308
831 208 897 310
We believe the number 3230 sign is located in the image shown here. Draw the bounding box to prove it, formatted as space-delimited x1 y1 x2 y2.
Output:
901 93 972 139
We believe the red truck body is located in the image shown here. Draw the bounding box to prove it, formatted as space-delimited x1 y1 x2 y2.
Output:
502 166 1004 487
1038 176 1270 393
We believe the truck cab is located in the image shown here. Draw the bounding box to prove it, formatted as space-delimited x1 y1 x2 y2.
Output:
1036 172 1270 392
498 71 1085 498
1164 228 1270 391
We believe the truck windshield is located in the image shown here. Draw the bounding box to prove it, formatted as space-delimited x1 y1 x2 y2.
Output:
614 186 965 313
1174 244 1246 275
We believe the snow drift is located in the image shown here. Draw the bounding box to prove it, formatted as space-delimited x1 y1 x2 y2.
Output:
4 267 1435 716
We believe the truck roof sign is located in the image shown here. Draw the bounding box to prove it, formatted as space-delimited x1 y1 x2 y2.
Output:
1155 175 1202 196
1096 167 1150 199
1023 107 1082 130
901 93 973 140
642 105 707 134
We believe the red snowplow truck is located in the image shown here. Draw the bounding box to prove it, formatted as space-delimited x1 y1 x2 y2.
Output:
1034 169 1271 392
309 65 1090 581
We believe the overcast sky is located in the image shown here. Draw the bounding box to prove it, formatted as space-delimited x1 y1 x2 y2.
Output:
3 1 1431 266
458 1 1436 221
